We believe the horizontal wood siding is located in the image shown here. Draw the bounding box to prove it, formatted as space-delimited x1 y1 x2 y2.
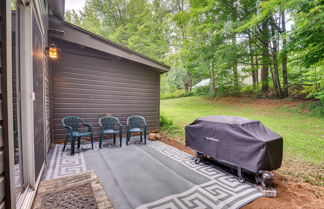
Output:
52 42 160 141
33 0 49 179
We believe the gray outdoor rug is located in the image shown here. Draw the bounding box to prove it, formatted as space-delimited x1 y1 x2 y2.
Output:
44 140 263 209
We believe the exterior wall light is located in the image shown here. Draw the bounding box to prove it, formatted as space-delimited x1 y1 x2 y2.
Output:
46 44 60 60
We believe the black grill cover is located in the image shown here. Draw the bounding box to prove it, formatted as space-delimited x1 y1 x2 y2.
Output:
185 116 283 173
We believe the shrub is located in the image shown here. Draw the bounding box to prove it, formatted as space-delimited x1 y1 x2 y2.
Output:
307 101 324 118
160 113 183 135
193 86 210 96
161 89 194 99
241 85 260 94
213 86 240 97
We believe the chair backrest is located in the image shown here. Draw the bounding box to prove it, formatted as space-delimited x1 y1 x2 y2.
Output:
62 116 83 132
99 116 121 130
127 115 146 129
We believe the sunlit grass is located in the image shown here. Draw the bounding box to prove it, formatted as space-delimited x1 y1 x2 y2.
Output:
161 96 324 164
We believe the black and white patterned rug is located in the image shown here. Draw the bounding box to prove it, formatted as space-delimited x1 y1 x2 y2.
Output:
44 140 263 209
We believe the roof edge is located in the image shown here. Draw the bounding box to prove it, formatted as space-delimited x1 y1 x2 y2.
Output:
49 16 170 72
49 0 65 19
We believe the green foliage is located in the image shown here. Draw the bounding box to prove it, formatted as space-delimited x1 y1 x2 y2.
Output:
241 85 261 95
193 86 211 96
65 0 324 100
65 0 170 62
288 0 324 68
315 88 324 102
11 0 16 10
214 86 241 97
160 113 182 135
288 64 324 99
192 85 242 97
306 101 324 118
161 90 194 99
163 68 192 91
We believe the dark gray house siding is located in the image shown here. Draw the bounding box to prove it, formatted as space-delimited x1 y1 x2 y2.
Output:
32 0 50 181
33 12 45 180
51 40 161 140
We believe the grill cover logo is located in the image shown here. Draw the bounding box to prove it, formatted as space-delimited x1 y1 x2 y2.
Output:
205 137 220 142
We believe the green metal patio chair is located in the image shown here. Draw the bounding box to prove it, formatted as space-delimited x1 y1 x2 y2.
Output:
62 116 93 155
99 116 123 148
126 115 147 145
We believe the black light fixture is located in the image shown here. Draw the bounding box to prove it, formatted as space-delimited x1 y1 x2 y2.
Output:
46 43 60 60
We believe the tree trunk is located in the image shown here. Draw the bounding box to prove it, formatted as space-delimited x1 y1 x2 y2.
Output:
251 60 256 86
248 32 256 87
232 36 239 88
261 21 270 93
270 16 284 97
210 62 216 94
281 10 288 96
255 55 259 84
188 71 192 91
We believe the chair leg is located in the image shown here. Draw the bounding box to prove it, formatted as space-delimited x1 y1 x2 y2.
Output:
99 133 103 148
144 130 147 144
113 134 116 145
119 133 122 147
91 134 94 149
63 135 69 152
126 132 129 145
77 136 81 149
140 132 142 142
71 136 75 155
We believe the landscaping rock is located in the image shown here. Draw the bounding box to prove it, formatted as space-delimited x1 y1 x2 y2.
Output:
148 133 161 141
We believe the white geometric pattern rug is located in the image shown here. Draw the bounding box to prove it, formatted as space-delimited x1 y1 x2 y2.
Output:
43 140 263 209
43 144 91 180
141 141 263 209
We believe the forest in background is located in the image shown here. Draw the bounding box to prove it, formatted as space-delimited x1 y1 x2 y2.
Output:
65 0 324 107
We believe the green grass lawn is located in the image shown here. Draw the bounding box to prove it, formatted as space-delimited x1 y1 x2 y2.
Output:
160 96 324 165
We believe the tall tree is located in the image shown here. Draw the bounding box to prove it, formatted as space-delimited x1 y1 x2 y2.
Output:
260 20 270 93
281 9 288 96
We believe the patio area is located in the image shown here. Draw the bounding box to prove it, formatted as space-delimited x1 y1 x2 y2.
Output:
40 137 263 209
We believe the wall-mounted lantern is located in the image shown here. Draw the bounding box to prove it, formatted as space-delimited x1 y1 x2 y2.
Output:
46 44 60 60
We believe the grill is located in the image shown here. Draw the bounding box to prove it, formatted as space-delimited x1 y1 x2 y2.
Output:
185 115 283 182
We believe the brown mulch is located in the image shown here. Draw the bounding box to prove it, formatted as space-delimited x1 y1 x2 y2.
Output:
157 133 324 209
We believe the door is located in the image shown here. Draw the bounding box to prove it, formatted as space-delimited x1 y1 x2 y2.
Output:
32 11 45 179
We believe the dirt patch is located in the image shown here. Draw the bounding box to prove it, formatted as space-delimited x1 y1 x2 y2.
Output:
207 97 310 112
244 174 324 209
158 133 324 209
158 133 194 156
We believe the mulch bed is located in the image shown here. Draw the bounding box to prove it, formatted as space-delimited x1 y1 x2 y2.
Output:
33 171 114 209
